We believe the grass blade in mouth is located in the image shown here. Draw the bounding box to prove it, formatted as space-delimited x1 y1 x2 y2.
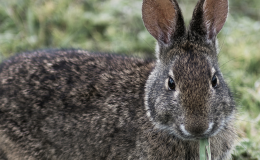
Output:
199 138 211 160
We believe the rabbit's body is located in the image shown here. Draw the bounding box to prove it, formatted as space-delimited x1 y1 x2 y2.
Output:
0 0 237 159
0 50 235 160
0 50 154 159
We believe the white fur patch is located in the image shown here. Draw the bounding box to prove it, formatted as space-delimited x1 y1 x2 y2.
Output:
155 42 160 59
204 122 214 134
212 119 225 136
180 124 191 136
211 67 216 76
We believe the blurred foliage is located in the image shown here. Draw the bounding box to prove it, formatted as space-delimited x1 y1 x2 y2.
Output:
0 0 154 58
221 16 260 159
0 0 260 159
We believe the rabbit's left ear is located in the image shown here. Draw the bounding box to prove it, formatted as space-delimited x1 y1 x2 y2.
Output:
189 0 228 42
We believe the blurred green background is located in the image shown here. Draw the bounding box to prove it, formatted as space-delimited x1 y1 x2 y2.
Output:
0 0 259 159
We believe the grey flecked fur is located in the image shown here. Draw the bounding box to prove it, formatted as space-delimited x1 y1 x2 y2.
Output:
0 0 237 159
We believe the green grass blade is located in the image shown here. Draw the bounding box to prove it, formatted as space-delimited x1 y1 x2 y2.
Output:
200 139 211 160
206 139 211 160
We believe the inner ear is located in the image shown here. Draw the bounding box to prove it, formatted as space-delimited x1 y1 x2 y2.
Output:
203 0 228 40
142 0 185 45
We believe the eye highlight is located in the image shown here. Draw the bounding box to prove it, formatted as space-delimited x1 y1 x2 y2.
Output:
168 77 176 91
212 74 218 88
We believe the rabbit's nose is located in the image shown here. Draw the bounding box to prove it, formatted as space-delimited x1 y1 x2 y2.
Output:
186 123 208 136
184 116 209 136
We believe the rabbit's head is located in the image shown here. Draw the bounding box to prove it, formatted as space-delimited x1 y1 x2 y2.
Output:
143 0 235 140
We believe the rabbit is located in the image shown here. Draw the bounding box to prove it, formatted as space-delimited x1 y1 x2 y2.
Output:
0 0 237 159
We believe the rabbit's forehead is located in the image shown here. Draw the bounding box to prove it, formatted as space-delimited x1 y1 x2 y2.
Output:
171 53 212 109
172 53 212 83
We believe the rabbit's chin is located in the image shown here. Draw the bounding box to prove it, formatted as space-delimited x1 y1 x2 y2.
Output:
154 120 225 141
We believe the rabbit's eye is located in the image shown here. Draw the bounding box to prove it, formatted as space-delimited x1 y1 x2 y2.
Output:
168 77 176 91
212 75 218 88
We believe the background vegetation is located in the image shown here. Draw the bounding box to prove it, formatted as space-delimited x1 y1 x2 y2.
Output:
0 0 259 159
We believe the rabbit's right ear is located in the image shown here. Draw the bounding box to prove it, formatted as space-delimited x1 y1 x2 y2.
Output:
142 0 185 46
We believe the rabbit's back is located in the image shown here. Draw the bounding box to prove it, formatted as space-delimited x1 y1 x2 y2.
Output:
0 49 155 159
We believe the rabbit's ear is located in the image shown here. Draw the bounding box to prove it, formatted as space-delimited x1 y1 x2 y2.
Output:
189 0 228 41
142 0 185 46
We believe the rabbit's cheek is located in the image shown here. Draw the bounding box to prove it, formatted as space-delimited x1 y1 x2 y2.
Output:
157 113 175 125
152 96 182 127
207 102 235 136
